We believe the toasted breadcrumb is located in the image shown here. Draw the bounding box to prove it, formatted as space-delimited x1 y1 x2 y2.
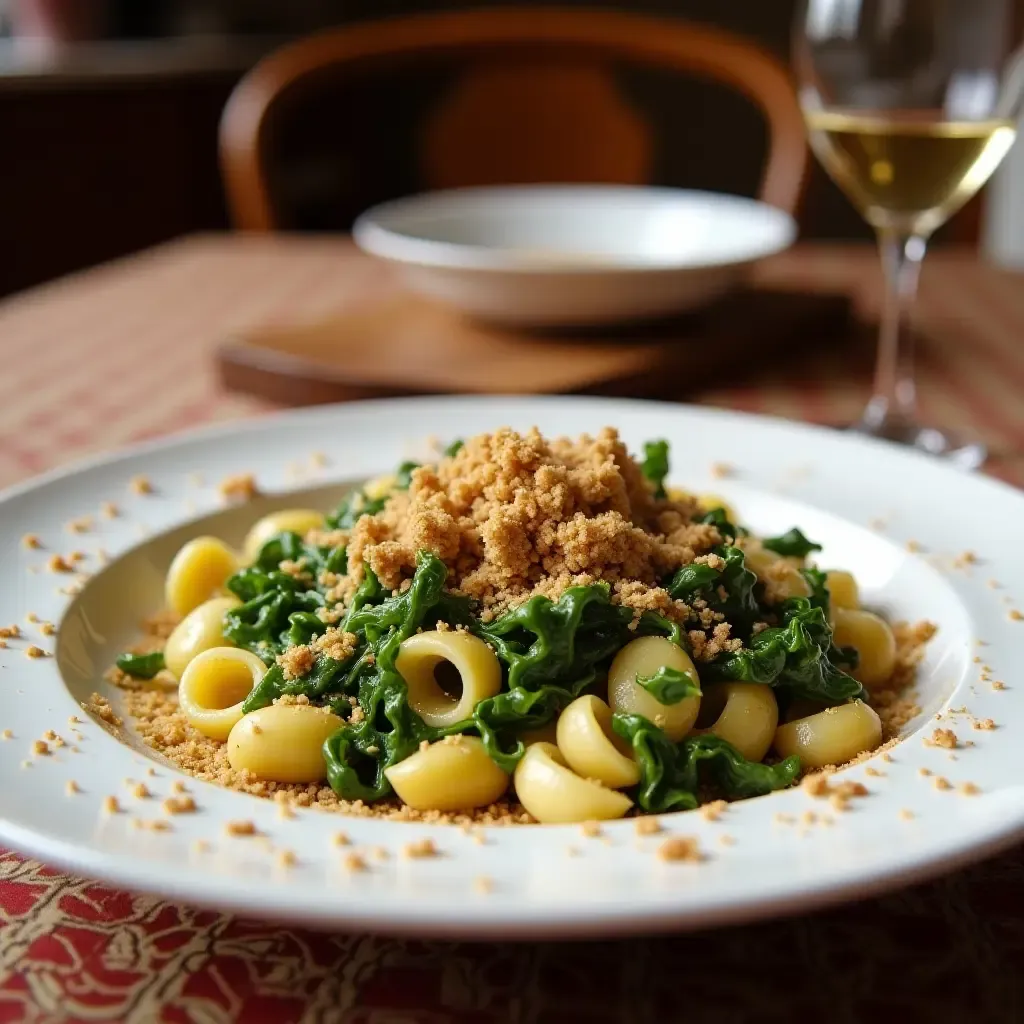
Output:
42 729 57 741
898 808 914 820
1 730 12 740
960 782 981 796
343 852 367 872
656 837 701 862
700 800 728 822
0 624 21 639
21 534 42 550
225 820 257 837
130 782 150 799
719 834 736 846
129 475 153 495
100 502 119 519
40 622 56 636
927 727 958 749
162 795 196 814
1009 609 1023 621
933 776 952 791
218 473 259 503
31 740 49 756
474 875 494 894
171 779 187 794
102 795 121 814
192 840 210 853
66 516 93 534
402 837 439 859
973 718 996 731
580 820 602 838
634 817 662 836
277 849 298 869
65 780 80 795
47 555 73 574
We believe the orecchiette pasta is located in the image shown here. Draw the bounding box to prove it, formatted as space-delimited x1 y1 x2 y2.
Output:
695 682 778 762
242 508 325 563
513 742 632 824
227 704 343 782
395 630 501 728
556 695 640 789
743 543 810 599
607 635 701 741
832 608 896 688
178 646 267 741
384 735 509 811
165 536 240 617
825 570 859 612
163 595 240 680
772 700 882 769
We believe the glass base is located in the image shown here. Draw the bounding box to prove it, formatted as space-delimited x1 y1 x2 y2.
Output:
848 409 986 471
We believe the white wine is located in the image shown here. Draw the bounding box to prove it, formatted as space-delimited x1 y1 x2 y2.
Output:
804 110 1017 235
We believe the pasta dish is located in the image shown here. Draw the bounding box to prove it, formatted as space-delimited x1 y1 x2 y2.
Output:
111 428 929 824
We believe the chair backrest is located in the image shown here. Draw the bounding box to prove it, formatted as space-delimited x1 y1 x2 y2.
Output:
220 8 809 231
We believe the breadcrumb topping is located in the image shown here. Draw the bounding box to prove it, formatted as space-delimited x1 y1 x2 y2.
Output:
656 836 701 862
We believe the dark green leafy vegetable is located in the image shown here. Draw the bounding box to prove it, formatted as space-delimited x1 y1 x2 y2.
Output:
636 666 701 705
443 439 464 457
641 439 670 499
612 713 799 812
395 461 419 489
699 507 740 541
762 527 822 559
326 491 388 530
115 651 165 679
667 545 760 634
705 598 864 703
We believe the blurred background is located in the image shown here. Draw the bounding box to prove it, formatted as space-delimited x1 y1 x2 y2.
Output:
2 0 1021 299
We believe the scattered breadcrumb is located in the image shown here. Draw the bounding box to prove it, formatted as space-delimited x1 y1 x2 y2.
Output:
102 795 121 814
224 820 257 837
898 808 914 820
656 837 701 862
21 534 42 550
333 831 351 847
171 779 187 794
218 473 259 503
25 646 47 660
192 840 210 854
580 820 602 838
919 767 932 777
960 782 980 796
992 681 1006 691
370 846 390 861
31 740 49 756
927 727 958 749
634 817 662 836
719 834 736 846
100 501 119 519
46 554 73 574
25 612 38 624
129 475 153 495
65 780 79 795
710 462 733 478
277 849 298 869
0 624 21 639
933 776 952 791
905 539 922 552
1 730 11 740
86 693 122 728
343 852 367 872
0 639 6 649
130 782 150 800
135 819 171 832
700 800 728 822
402 837 439 859
1009 609 1023 621
40 622 56 637
474 875 494 894
66 516 93 534
973 718 996 731
162 795 196 814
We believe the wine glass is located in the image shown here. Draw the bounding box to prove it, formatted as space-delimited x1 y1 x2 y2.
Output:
794 0 1024 469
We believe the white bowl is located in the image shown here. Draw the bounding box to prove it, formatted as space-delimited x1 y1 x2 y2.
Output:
353 185 797 326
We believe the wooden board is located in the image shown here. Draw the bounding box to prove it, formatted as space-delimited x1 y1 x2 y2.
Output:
217 289 852 405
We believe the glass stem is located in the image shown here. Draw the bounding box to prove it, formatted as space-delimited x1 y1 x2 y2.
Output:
862 230 928 435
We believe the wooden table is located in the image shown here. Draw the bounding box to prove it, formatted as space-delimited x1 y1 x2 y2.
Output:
1 235 1023 1022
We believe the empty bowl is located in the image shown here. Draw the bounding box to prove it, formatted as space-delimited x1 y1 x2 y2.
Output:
353 185 797 326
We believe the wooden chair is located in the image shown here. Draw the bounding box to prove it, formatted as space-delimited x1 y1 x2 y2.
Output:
220 8 809 232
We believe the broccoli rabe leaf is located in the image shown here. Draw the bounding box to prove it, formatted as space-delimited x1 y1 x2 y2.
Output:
636 666 701 705
395 461 419 490
699 507 741 541
612 713 799 812
443 439 464 458
762 527 822 560
641 439 670 499
326 490 388 530
705 598 864 703
667 545 760 634
115 651 165 679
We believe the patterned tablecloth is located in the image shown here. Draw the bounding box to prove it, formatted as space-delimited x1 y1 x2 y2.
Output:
0 235 1022 1023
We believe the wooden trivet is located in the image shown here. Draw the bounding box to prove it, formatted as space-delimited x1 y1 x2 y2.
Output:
217 289 852 405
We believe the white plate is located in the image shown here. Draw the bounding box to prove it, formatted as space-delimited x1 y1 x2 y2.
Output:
353 186 796 325
0 396 1021 939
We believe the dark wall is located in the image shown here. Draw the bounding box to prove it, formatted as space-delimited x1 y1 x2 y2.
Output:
0 0 983 298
